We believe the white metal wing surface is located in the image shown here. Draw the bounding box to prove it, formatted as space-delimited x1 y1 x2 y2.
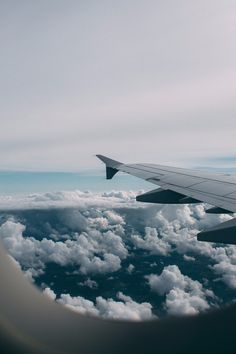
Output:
97 155 236 245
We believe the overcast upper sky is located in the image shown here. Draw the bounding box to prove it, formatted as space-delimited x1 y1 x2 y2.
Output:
1 0 236 171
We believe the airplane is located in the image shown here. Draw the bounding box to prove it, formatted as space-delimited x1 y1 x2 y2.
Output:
1 155 236 354
97 154 236 244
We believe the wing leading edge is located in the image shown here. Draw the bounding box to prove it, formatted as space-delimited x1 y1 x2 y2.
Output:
96 154 236 245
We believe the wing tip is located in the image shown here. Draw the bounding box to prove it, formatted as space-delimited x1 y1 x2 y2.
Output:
96 154 122 167
96 154 122 180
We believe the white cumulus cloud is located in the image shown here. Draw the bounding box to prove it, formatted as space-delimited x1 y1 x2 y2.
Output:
0 217 128 276
131 226 171 256
57 291 154 321
146 265 214 315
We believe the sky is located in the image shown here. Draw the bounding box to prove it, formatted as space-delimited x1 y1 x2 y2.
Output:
1 1 236 171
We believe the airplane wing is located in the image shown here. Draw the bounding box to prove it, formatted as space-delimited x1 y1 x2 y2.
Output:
97 155 236 245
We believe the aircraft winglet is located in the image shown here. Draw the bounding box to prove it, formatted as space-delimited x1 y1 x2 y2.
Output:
96 155 122 180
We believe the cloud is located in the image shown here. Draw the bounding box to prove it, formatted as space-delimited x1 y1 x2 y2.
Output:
146 265 214 315
183 255 195 262
131 226 171 256
146 265 187 296
136 204 230 258
1 189 236 318
165 288 210 316
210 246 236 289
127 264 135 274
0 190 234 288
57 291 154 321
0 211 128 276
79 278 98 289
43 287 57 301
0 190 137 211
127 203 236 290
58 293 99 317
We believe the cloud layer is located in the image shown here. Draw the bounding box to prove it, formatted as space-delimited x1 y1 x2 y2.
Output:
1 190 236 319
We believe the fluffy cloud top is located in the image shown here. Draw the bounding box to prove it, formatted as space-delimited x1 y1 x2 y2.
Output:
147 266 188 296
43 286 57 301
146 265 214 315
0 217 127 276
131 227 171 256
42 288 154 321
165 288 210 316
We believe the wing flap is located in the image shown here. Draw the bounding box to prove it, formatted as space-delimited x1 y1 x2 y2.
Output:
206 207 232 214
197 218 236 244
136 188 185 203
136 188 199 204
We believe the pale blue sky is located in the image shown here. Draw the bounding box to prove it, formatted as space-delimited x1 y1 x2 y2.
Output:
1 1 236 171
